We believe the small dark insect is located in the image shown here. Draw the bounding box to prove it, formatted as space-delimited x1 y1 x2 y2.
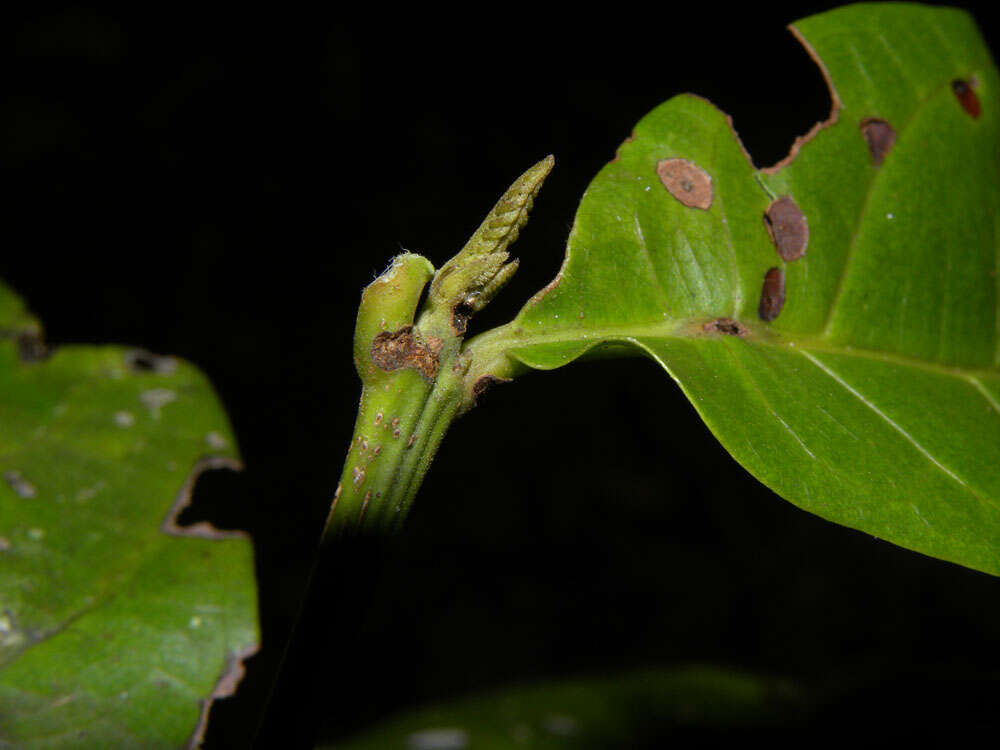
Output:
952 78 981 118
758 267 785 322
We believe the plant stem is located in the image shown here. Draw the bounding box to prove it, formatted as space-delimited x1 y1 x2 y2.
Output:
324 156 554 537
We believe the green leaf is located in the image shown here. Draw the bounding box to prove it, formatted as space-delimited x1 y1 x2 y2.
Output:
0 280 258 746
327 666 799 748
468 4 1000 574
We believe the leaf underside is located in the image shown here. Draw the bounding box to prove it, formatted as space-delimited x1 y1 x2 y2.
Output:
497 4 1000 574
0 283 258 746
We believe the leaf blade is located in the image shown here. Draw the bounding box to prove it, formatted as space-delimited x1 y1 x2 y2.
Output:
476 4 1000 574
0 282 259 746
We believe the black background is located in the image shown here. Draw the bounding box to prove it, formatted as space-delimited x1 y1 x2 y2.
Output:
4 3 1000 747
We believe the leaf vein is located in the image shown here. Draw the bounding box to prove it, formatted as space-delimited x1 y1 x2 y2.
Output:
967 375 1000 416
632 213 671 309
820 77 956 337
800 350 992 508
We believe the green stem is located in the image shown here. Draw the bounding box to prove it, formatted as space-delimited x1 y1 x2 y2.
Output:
324 156 555 538
325 362 465 537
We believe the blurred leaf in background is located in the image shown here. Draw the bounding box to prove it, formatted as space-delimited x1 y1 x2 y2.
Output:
0 279 258 747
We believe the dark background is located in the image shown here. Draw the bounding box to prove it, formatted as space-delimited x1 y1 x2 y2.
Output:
4 3 1000 747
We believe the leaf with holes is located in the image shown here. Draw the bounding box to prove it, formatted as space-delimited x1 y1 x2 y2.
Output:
0 279 258 746
463 4 1000 574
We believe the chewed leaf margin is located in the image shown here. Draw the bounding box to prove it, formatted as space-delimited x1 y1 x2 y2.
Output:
469 3 1000 575
0 279 260 747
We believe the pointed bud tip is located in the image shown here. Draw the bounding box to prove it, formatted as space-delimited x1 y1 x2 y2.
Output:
522 155 555 182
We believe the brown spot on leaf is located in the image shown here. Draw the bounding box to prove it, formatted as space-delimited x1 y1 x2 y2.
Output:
952 78 980 118
758 267 786 322
656 158 713 209
471 375 511 405
860 118 896 166
702 317 746 337
161 456 245 540
185 643 259 749
764 196 808 262
370 325 439 379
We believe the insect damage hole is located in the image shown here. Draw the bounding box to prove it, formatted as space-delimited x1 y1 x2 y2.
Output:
860 118 896 166
656 158 713 209
758 267 785 322
764 196 808 262
952 78 980 118
125 349 178 375
702 317 746 337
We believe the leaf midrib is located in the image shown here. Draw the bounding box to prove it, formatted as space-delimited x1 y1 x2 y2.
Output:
491 318 1000 515
495 319 1000 382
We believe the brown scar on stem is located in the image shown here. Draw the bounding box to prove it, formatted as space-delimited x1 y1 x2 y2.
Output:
952 78 981 118
370 325 440 379
161 456 245 540
759 25 843 174
656 158 713 209
327 483 342 520
471 375 511 405
451 300 475 336
323 483 343 534
702 317 747 337
764 196 808 261
758 267 786 322
185 643 260 750
860 118 896 166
